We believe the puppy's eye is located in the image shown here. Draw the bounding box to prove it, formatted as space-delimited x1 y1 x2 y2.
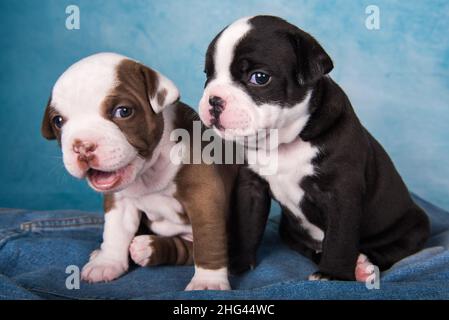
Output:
52 115 64 129
112 106 134 119
249 72 271 86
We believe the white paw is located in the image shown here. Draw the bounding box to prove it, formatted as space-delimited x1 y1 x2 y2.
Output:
129 235 155 267
81 250 128 283
185 267 230 291
308 272 331 281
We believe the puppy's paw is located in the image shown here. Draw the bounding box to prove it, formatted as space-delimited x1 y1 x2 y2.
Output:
355 254 376 282
129 235 156 267
309 254 377 282
308 271 334 281
185 267 230 291
185 278 231 291
81 250 128 283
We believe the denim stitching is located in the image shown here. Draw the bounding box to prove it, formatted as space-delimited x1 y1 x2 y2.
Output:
0 229 25 249
20 216 104 232
27 286 122 300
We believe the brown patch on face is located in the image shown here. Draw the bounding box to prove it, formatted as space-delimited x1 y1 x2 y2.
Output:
157 89 167 107
41 96 62 143
100 59 164 159
103 193 115 213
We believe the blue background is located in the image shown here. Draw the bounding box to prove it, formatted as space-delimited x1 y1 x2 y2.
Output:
0 0 448 212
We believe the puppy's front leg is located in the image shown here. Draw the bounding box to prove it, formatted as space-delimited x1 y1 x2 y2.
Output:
176 165 230 291
184 198 230 290
228 166 271 274
310 184 363 281
82 195 141 283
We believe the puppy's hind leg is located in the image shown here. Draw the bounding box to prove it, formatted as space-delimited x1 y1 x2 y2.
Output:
308 253 376 282
129 235 193 267
362 207 430 272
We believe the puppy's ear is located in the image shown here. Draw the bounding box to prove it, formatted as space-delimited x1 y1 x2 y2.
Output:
141 65 180 113
289 29 333 85
41 96 56 140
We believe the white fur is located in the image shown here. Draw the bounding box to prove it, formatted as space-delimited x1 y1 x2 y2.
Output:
149 73 180 113
214 17 253 83
247 120 325 242
129 235 155 267
81 200 141 282
81 104 193 283
52 53 143 179
52 54 192 282
116 104 193 239
185 266 230 291
308 272 329 281
55 54 228 290
202 19 324 243
201 17 313 140
53 53 124 117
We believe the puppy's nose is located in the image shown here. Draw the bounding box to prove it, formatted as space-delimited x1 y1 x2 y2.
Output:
209 96 225 110
73 140 97 161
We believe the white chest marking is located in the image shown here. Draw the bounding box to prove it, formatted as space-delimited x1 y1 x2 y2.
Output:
249 138 324 242
116 105 192 240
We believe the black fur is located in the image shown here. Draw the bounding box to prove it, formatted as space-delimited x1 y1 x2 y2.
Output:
228 166 271 274
206 15 430 280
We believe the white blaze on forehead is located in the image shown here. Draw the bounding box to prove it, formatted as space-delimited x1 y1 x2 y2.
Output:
213 17 253 82
52 52 128 117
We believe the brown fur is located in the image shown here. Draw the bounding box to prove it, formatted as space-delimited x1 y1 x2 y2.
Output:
140 235 194 266
175 164 228 269
100 59 164 159
41 56 237 273
104 64 235 271
172 103 239 270
41 101 62 143
103 193 115 213
157 89 167 107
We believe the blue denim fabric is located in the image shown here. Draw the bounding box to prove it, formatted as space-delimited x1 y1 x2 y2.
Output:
0 195 448 300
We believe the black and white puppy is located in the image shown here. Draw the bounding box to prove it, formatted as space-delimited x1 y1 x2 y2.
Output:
199 16 430 281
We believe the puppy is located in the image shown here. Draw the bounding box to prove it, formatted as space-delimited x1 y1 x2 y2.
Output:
199 16 430 281
41 52 266 289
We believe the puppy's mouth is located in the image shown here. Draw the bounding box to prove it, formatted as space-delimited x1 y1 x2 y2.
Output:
86 165 132 192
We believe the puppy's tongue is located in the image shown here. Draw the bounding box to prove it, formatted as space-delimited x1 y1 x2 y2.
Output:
88 169 121 189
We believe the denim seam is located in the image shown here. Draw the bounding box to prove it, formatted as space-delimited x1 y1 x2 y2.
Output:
0 229 25 249
26 286 121 300
20 216 104 232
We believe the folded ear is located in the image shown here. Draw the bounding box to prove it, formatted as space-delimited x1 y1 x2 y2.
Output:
141 65 180 114
289 29 333 85
41 96 56 140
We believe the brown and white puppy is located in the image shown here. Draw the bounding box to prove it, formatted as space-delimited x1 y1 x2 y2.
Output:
41 52 238 290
